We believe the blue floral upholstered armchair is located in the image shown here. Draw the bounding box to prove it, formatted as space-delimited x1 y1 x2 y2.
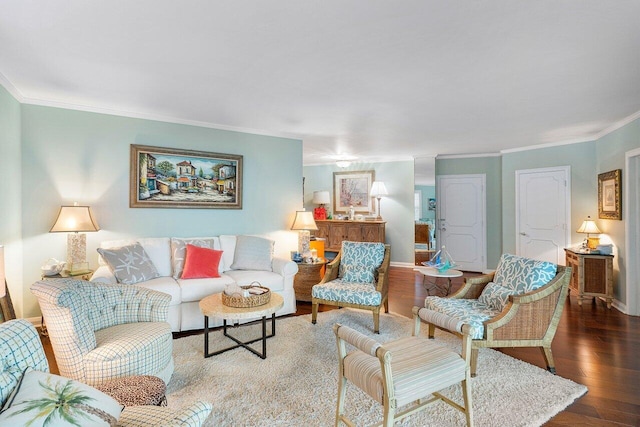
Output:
418 253 571 376
312 241 391 333
0 319 212 426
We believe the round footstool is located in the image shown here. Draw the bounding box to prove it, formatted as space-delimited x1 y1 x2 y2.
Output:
94 375 167 407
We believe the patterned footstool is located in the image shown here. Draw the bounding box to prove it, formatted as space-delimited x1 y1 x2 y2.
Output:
94 375 167 407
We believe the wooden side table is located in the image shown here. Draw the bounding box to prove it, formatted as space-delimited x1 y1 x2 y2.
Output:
293 260 328 302
564 248 614 309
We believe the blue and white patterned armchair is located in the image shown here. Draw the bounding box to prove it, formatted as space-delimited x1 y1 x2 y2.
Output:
312 242 391 333
0 319 213 427
31 278 174 386
419 253 571 376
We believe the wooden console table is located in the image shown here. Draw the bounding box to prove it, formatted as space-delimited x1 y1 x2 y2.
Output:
313 220 385 252
564 248 614 309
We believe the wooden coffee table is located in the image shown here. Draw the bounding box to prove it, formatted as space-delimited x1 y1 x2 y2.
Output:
199 292 284 359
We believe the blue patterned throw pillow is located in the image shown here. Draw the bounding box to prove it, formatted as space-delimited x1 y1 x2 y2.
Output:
493 253 557 294
478 282 514 311
339 241 385 283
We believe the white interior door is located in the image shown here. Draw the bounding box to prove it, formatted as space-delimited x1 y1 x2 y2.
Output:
436 174 486 272
516 166 570 265
625 148 640 315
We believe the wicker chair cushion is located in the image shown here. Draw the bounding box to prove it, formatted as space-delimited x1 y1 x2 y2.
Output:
423 297 500 339
493 253 557 294
343 336 466 408
477 282 514 311
312 279 382 306
338 242 385 283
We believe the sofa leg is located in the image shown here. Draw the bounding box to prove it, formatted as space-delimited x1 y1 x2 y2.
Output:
312 302 318 325
541 346 556 374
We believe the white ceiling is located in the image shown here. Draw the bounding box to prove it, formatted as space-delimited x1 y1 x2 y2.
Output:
2 1 640 172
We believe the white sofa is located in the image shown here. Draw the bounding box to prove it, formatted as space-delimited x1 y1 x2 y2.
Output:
91 235 298 332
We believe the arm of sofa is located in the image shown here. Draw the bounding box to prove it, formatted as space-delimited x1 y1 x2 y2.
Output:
272 256 298 278
118 401 213 427
483 266 571 343
90 265 117 284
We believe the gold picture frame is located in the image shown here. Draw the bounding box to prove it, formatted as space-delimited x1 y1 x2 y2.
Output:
333 170 375 214
130 145 243 209
598 169 622 220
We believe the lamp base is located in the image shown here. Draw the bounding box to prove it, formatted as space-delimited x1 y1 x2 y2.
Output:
67 233 89 275
298 230 311 258
313 206 327 220
587 237 600 250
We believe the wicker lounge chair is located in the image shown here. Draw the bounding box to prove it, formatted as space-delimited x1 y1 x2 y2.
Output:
419 253 571 376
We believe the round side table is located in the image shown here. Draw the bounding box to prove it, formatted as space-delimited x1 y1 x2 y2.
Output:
293 260 328 302
414 266 463 296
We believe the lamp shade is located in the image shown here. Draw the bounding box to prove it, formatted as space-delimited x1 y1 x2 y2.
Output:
312 191 330 205
50 205 100 233
576 216 601 234
291 210 318 231
370 181 388 198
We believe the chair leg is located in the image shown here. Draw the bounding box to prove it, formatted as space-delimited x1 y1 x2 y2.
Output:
383 298 389 313
461 376 474 427
312 302 318 325
373 308 380 334
541 346 556 374
470 348 479 377
335 375 347 426
427 323 435 339
382 398 395 427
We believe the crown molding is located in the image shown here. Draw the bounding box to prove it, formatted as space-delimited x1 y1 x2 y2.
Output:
500 137 595 154
0 71 25 102
594 109 640 139
436 152 501 160
21 96 303 142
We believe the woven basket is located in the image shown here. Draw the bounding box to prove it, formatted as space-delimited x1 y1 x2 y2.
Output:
222 283 271 308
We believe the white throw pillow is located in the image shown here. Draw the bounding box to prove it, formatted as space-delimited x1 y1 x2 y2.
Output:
230 235 274 271
0 368 123 427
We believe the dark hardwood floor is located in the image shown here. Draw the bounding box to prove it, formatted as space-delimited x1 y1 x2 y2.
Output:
40 266 640 426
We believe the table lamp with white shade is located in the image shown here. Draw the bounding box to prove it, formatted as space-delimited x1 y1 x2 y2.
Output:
50 203 100 274
291 210 318 258
370 181 388 221
576 216 602 250
312 190 330 220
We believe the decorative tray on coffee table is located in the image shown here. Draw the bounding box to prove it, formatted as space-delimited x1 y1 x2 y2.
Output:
222 282 271 308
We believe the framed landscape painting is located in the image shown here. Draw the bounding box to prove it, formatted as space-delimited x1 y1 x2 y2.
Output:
333 170 375 213
598 169 621 220
130 144 243 209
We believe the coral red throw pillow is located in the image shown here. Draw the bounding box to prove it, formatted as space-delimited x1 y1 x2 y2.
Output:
181 244 223 279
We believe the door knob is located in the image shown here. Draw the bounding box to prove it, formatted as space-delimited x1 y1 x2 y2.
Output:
519 232 526 236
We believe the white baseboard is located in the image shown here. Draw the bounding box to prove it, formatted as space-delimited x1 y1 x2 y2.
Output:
390 261 416 268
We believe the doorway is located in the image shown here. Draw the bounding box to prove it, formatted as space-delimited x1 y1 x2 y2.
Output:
515 166 570 265
625 148 640 315
436 174 486 272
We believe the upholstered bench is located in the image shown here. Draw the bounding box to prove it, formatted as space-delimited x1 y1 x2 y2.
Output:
94 375 167 407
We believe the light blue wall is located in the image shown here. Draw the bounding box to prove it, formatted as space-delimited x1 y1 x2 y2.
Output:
502 143 598 255
13 104 302 318
436 156 502 268
414 185 435 220
594 118 640 303
0 86 23 314
303 161 415 264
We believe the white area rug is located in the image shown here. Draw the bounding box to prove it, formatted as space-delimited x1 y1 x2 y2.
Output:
167 309 586 426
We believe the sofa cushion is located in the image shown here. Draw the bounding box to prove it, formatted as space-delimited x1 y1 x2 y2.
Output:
181 244 223 279
219 235 237 272
338 242 385 283
230 235 274 271
423 296 500 339
0 368 123 427
312 279 382 306
99 238 172 277
224 270 285 292
493 253 557 294
170 238 223 279
97 243 160 285
133 276 182 306
177 275 235 302
477 282 514 312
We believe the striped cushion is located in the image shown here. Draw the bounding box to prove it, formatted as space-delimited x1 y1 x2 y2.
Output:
118 401 213 427
343 336 466 408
